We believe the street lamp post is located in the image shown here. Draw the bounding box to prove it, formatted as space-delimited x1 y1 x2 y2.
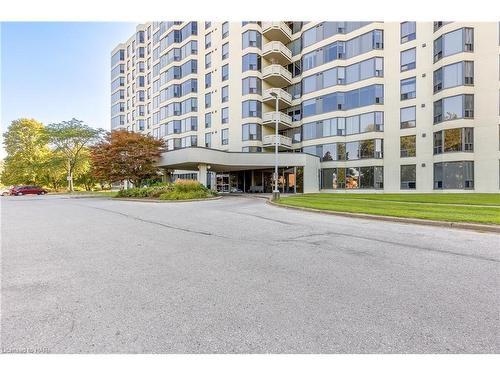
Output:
270 91 280 201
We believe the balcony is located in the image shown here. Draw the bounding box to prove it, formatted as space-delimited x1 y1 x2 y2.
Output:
262 64 292 88
262 22 292 44
262 134 292 150
262 41 292 65
262 88 292 110
262 111 293 130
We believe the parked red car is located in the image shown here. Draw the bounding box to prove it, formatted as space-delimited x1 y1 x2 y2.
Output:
10 185 48 196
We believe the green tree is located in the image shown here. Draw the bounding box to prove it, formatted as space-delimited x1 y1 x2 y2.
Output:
45 118 103 191
1 118 49 186
39 150 67 191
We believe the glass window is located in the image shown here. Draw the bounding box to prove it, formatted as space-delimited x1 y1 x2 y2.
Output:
242 77 262 95
400 106 416 129
205 72 212 88
242 53 261 72
242 123 262 141
204 132 211 148
242 100 262 118
400 135 416 157
222 42 229 60
401 77 416 100
221 85 229 103
222 64 229 81
222 22 229 39
400 48 416 72
205 112 211 128
242 30 262 49
401 22 416 43
205 92 211 108
205 32 211 49
221 128 229 145
205 52 211 69
434 27 473 62
221 107 229 124
434 161 474 189
401 165 416 189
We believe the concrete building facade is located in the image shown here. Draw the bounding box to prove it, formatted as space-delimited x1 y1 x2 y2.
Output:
110 21 500 193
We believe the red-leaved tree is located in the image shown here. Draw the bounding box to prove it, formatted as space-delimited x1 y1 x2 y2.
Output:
90 130 165 187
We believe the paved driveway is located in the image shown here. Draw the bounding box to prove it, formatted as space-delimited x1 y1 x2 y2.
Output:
1 195 499 353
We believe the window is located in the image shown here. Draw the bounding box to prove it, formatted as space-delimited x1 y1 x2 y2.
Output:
434 27 474 62
242 123 262 141
400 106 416 129
400 135 416 157
205 72 212 88
242 30 262 49
302 84 384 118
400 48 416 72
205 112 212 128
221 107 229 124
434 161 474 189
242 53 261 72
205 22 211 29
205 133 211 148
205 52 211 69
433 61 474 93
205 92 211 108
221 85 229 103
433 127 474 154
321 166 383 190
205 33 211 49
222 42 229 59
401 22 416 43
242 77 262 95
401 165 416 189
222 64 229 81
220 128 229 145
401 77 416 100
242 100 262 118
433 94 474 123
242 146 262 152
222 22 229 38
302 57 383 94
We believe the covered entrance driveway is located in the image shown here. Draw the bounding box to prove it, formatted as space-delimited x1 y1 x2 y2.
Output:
157 147 321 194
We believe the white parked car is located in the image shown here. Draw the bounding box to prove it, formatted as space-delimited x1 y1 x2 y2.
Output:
1 187 11 196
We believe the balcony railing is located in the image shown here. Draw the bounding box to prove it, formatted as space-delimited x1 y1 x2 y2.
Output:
262 88 292 109
262 41 292 65
262 64 292 88
262 22 292 44
262 134 292 149
262 111 293 129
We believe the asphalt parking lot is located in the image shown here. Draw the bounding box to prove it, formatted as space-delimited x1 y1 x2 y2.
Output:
1 194 499 353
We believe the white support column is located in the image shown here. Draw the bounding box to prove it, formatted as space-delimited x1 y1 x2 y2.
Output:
198 164 208 187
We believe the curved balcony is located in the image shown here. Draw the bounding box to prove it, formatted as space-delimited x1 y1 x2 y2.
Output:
262 64 292 88
262 41 292 65
262 22 292 44
262 134 292 150
262 88 292 109
262 111 293 130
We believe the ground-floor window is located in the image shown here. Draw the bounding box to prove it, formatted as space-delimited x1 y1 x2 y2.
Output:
400 164 416 189
434 161 474 189
321 166 383 190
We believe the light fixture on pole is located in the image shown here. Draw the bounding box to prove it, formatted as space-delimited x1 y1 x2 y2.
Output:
269 91 280 201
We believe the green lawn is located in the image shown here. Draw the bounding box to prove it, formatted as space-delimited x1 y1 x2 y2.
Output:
278 193 500 225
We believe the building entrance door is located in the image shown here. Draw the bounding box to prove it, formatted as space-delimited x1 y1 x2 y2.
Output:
216 174 230 193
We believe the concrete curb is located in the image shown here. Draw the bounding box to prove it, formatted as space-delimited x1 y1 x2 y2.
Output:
267 200 500 234
112 196 222 203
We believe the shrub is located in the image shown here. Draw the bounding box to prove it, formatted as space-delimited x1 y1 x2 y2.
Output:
115 179 215 200
115 183 173 198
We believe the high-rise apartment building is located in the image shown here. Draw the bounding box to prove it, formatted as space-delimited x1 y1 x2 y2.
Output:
111 22 500 193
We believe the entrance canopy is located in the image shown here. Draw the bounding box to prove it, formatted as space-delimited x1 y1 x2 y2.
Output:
157 147 319 172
